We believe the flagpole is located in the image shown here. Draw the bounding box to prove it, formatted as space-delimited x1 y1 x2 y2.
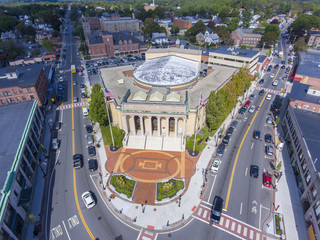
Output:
192 92 201 154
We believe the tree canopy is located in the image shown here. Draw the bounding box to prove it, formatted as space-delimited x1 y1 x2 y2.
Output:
185 20 206 37
89 84 109 126
143 18 166 37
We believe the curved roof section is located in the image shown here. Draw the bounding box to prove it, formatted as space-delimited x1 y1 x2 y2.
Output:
133 56 199 87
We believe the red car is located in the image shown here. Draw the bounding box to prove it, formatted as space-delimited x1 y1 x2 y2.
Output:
245 100 251 107
263 172 272 188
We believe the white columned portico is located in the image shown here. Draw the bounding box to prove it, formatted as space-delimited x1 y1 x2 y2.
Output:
183 118 186 136
122 115 128 133
157 116 161 136
166 117 169 137
140 116 144 136
131 115 136 135
174 117 178 137
148 116 152 136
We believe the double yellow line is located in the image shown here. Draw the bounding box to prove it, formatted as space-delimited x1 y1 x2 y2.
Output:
224 92 268 210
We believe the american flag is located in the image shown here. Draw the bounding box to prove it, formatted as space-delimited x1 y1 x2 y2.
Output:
105 88 115 98
200 93 204 107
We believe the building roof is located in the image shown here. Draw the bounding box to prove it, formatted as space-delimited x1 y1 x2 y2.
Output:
111 31 145 46
208 46 260 59
149 91 164 102
0 64 47 89
258 55 267 63
88 31 104 44
0 101 35 197
132 90 147 101
296 50 320 78
292 108 320 172
289 81 320 105
166 92 181 102
234 28 262 38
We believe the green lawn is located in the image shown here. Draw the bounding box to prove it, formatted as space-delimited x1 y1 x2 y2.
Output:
100 124 124 147
157 179 184 201
186 125 218 152
110 175 136 198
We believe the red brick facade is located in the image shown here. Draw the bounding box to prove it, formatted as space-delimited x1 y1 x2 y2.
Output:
173 19 192 29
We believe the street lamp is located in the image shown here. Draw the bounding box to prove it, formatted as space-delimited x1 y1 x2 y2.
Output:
178 195 181 207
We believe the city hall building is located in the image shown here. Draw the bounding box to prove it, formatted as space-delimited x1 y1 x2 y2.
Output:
101 48 237 151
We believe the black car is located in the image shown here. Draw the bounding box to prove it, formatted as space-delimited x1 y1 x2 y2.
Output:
216 144 225 157
226 127 234 136
259 79 264 84
54 122 61 130
222 135 230 145
253 130 261 140
73 154 83 169
210 196 224 223
57 95 63 102
58 84 64 91
274 64 279 69
281 65 285 69
239 106 247 114
250 165 259 178
249 94 255 100
80 83 85 89
88 159 98 172
259 89 265 95
230 120 238 129
265 133 272 143
92 68 97 74
86 125 93 133
88 146 96 157
81 93 87 98
281 60 285 64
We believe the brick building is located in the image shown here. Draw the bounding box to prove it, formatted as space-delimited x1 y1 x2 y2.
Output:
173 18 193 29
87 31 147 58
306 30 320 48
100 14 139 33
0 65 49 107
231 28 262 47
81 17 100 34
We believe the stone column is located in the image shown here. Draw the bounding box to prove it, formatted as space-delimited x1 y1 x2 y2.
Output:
131 115 136 135
183 118 186 136
148 116 152 136
140 116 144 136
166 117 169 137
174 117 178 137
122 115 128 133
157 116 161 136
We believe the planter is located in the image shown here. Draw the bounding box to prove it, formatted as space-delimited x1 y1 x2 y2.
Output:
275 214 283 236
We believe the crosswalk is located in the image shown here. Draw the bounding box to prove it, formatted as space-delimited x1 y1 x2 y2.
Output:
56 101 88 110
137 228 158 240
255 87 283 95
193 205 262 240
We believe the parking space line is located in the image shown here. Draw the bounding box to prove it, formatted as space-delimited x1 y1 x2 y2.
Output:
62 220 71 240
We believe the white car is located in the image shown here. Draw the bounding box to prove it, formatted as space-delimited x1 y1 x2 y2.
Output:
211 158 221 173
266 94 272 100
248 105 256 113
73 80 77 85
272 80 279 86
270 73 275 78
59 77 64 82
52 138 59 150
73 97 78 102
81 191 96 209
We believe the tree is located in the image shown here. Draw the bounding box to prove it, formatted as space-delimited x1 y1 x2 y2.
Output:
242 9 252 28
290 14 320 38
89 84 108 126
218 6 230 23
185 20 206 37
215 26 233 45
261 32 278 47
207 20 216 29
170 26 179 35
143 18 166 37
0 40 25 61
227 17 240 32
294 37 307 54
0 14 19 33
42 40 54 52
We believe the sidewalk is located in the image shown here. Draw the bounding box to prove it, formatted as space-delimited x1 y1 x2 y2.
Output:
24 107 56 239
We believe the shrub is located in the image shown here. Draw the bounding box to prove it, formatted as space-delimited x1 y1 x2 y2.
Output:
110 175 136 198
157 179 184 201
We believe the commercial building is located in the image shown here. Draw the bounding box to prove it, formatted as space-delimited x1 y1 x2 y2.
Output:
100 48 237 151
86 31 147 58
0 100 43 240
306 31 320 48
208 46 260 74
81 17 100 34
0 65 50 107
173 18 193 29
100 14 139 33
231 28 262 47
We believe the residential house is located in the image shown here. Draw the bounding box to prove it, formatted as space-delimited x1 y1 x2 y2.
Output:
1 31 16 42
152 33 169 45
35 30 54 43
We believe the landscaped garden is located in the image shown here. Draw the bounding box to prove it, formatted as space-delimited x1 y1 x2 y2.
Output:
110 175 136 199
275 214 283 235
157 179 184 201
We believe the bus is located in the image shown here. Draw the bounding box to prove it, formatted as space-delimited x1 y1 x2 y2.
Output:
71 65 76 74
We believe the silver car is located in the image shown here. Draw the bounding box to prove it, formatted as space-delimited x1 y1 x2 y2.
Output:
87 134 94 144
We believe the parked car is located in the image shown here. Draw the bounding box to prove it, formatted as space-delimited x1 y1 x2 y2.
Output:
52 138 59 150
210 196 224 223
281 65 285 69
226 127 234 136
272 80 279 86
211 158 221 173
230 120 238 129
88 159 98 172
263 172 272 188
270 73 275 78
266 116 273 124
265 145 274 156
216 144 225 157
248 105 256 113
81 93 87 98
274 64 279 69
259 79 264 84
73 154 83 169
244 100 251 107
222 135 230 145
88 146 96 157
58 84 64 91
239 106 247 114
54 122 61 130
250 165 259 178
73 80 77 85
87 134 94 144
265 134 272 143
81 191 96 208
86 125 93 133
249 94 255 100
259 89 265 95
73 97 78 102
253 130 261 140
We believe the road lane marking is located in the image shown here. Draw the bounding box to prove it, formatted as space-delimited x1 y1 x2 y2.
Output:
225 219 230 228
240 202 243 215
231 222 236 231
243 227 247 236
208 175 216 201
224 92 268 210
251 142 254 149
237 224 242 234
67 215 79 229
245 168 248 176
51 225 63 240
62 220 71 240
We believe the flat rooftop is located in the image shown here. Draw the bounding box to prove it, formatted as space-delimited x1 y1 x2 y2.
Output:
101 64 237 109
293 108 320 172
296 50 320 78
133 56 199 87
289 82 320 105
0 101 35 196
209 46 260 59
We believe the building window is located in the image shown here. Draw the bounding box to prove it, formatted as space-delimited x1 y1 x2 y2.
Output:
19 89 23 93
313 107 316 112
13 89 17 94
22 96 26 100
311 185 318 200
16 170 26 188
7 91 11 96
6 99 11 104
10 98 14 103
27 88 31 93
305 170 311 185
17 97 20 101
3 91 7 96
302 159 307 172
1 100 4 104
294 103 298 108
315 201 320 217
303 105 310 110
30 95 34 100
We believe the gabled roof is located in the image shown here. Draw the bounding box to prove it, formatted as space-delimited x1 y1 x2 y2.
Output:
132 91 147 101
166 92 181 102
149 91 164 102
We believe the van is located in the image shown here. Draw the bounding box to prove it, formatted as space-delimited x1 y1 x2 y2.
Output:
82 107 88 117
88 159 98 172
210 196 224 223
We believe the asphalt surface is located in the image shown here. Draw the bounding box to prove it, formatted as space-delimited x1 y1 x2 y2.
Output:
45 12 294 240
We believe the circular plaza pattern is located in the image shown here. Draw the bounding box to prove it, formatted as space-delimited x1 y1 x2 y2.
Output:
133 55 199 87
